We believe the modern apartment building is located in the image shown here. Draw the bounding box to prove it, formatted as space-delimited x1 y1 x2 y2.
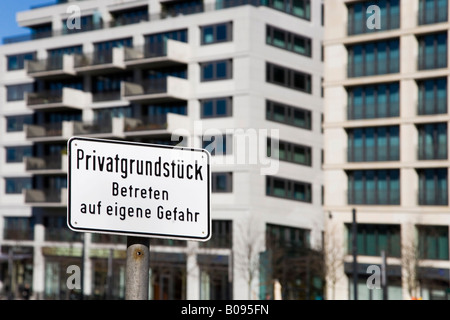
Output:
324 0 450 300
0 0 324 300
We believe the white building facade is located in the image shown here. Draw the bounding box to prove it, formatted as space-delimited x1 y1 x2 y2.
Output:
324 0 450 300
0 0 323 300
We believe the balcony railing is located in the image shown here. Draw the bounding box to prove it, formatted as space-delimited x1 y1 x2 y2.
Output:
45 228 83 242
73 120 112 135
124 115 168 132
3 229 34 241
74 51 113 67
24 188 66 204
25 155 65 171
26 123 63 138
27 90 62 106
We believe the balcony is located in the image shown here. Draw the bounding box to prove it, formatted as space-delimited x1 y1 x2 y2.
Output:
25 154 67 174
26 87 89 110
74 47 125 74
124 39 189 68
124 113 190 138
26 55 75 78
122 76 189 103
24 188 67 207
25 121 73 142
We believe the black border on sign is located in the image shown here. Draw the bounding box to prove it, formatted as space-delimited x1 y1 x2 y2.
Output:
67 136 211 241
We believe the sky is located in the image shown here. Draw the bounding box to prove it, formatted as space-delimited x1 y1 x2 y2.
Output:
0 0 56 44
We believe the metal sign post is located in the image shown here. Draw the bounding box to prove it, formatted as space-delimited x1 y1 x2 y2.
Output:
125 237 150 300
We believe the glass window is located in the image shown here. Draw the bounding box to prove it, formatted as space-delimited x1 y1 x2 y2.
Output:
201 22 232 45
348 170 400 205
200 60 232 81
201 97 232 118
7 52 36 71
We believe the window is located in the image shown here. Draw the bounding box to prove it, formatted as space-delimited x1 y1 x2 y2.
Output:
202 134 232 156
347 169 400 205
347 83 400 119
110 6 148 27
266 0 311 20
266 100 312 129
200 97 232 118
266 223 310 250
417 78 447 115
144 29 188 57
266 25 312 57
201 22 232 45
5 177 32 194
200 59 232 81
212 172 233 193
6 115 33 132
162 0 204 16
93 38 133 64
347 0 400 35
6 83 34 102
7 52 36 71
3 217 34 240
44 215 82 242
62 14 103 34
47 45 82 70
266 176 312 203
417 123 447 160
267 138 312 166
418 32 447 70
200 220 232 248
347 39 400 77
346 223 401 257
418 225 449 260
418 168 448 205
347 126 400 162
266 62 312 93
6 146 32 163
418 0 448 25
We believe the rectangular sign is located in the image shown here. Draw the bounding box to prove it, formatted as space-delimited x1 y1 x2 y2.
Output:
67 136 211 241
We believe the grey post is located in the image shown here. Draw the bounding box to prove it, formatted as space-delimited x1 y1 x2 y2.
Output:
125 236 150 300
352 208 358 300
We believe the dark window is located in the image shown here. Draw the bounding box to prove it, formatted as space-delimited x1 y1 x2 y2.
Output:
200 97 232 118
110 6 149 27
144 29 188 57
418 0 448 25
266 25 311 57
347 0 400 35
266 100 311 129
347 39 400 77
6 115 33 132
347 126 400 162
201 22 232 45
5 177 32 194
418 225 449 260
417 123 447 160
417 78 447 115
6 83 34 102
212 172 233 193
418 32 448 70
266 223 310 250
267 139 312 166
3 217 34 240
266 62 311 93
200 220 232 248
7 52 36 71
346 223 401 257
266 176 312 203
200 59 232 81
202 134 232 156
347 83 400 119
347 169 400 205
6 146 32 163
418 168 448 205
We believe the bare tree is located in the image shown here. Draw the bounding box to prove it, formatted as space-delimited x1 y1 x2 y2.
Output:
323 221 345 300
233 216 264 300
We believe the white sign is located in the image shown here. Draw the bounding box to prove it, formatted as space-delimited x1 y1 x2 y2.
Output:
67 137 211 241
